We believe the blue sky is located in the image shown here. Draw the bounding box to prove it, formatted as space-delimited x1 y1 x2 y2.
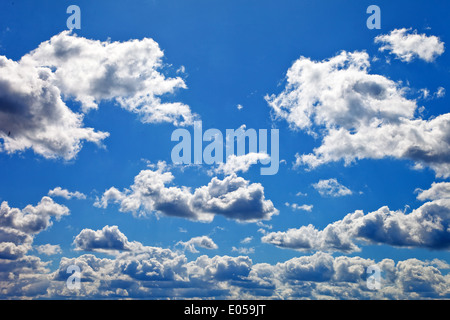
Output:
0 0 449 299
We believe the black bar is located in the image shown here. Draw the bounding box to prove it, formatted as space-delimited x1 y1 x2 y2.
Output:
1 300 448 318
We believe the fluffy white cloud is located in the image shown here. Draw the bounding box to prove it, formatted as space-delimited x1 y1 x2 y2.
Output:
96 163 278 222
266 50 450 177
215 153 270 175
176 236 218 253
312 178 352 197
0 31 196 160
0 197 69 235
263 182 450 252
0 55 109 160
34 244 62 256
416 181 450 201
25 31 195 124
48 187 86 200
375 28 445 62
73 225 142 253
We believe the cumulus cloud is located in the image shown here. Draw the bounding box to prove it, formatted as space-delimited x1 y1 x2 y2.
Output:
262 182 450 252
416 181 450 201
266 50 450 177
176 236 218 253
2 224 449 299
96 163 278 222
0 197 69 235
0 55 109 160
73 225 141 253
25 31 195 123
48 187 86 200
312 178 352 197
0 196 68 261
0 31 195 160
34 244 62 256
375 28 445 62
0 196 69 297
215 153 270 175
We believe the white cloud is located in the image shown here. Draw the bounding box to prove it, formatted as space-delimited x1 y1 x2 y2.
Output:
435 87 445 98
285 202 313 212
0 31 196 160
312 178 352 197
236 104 244 110
2 224 449 299
0 197 69 235
176 236 218 253
0 196 69 297
73 225 142 253
231 246 255 254
34 244 62 256
375 28 445 62
215 153 270 175
415 181 450 201
48 187 86 200
96 162 278 222
25 31 195 125
267 50 450 178
240 236 253 244
262 182 450 252
0 55 109 160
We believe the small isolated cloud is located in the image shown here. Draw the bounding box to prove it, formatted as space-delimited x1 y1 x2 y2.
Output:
176 236 218 253
236 104 244 110
34 244 62 256
375 28 445 62
312 179 352 197
232 246 255 254
285 202 313 212
240 236 253 244
96 162 278 223
48 187 86 200
435 87 445 98
73 225 141 253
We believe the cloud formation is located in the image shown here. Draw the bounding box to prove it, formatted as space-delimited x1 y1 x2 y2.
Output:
0 196 69 297
375 28 445 62
48 187 86 200
176 236 218 253
73 225 141 253
266 50 450 177
0 31 195 160
2 223 449 299
96 162 278 222
215 153 270 175
312 178 352 197
0 54 109 160
262 182 450 252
